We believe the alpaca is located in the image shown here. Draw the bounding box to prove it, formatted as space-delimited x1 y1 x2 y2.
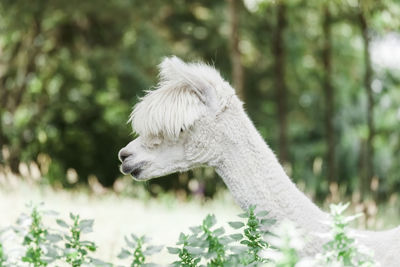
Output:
118 56 400 266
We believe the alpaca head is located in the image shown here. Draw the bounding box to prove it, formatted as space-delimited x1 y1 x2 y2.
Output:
118 56 241 180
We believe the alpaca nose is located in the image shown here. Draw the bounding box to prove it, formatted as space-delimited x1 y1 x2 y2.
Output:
118 148 133 162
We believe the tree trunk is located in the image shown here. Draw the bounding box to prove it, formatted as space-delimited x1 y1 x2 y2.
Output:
228 0 244 101
273 0 288 164
322 5 336 185
0 14 43 174
358 7 374 199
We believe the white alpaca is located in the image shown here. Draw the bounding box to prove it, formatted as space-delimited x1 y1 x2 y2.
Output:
118 57 400 266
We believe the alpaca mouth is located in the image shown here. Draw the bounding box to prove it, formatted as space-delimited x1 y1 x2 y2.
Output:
131 168 142 178
120 161 148 178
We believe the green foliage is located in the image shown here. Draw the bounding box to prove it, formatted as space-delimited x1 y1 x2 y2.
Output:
0 203 380 266
319 203 375 267
118 234 162 267
59 213 97 267
200 214 227 266
166 206 276 266
0 242 6 267
263 221 303 267
12 204 109 267
168 233 201 267
235 205 274 264
167 214 230 267
19 204 59 266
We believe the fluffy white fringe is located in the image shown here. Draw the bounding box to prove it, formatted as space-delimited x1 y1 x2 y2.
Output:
130 56 230 140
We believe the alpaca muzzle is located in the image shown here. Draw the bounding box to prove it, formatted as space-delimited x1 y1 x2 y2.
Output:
120 159 148 179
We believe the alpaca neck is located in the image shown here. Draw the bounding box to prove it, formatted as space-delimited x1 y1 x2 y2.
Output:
212 105 329 236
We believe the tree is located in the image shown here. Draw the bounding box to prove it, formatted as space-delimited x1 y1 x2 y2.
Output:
273 0 288 164
357 0 375 199
228 0 245 100
322 3 336 185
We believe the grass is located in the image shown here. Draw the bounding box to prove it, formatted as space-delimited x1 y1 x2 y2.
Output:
0 178 241 265
0 175 399 266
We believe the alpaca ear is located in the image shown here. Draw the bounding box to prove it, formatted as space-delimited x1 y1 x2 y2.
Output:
159 56 219 109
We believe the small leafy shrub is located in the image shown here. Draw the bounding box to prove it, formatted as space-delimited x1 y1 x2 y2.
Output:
0 240 6 267
167 214 230 266
167 205 276 266
168 233 202 267
229 205 275 265
263 220 305 267
118 234 162 267
21 205 48 266
56 213 98 266
318 203 376 267
16 203 60 266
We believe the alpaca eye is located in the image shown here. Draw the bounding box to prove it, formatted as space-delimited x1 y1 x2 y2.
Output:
180 128 184 133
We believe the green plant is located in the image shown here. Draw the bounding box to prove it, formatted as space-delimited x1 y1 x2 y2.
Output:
200 214 227 266
168 214 233 267
263 220 304 267
118 234 162 267
166 206 276 267
320 203 376 267
18 204 60 267
0 241 6 267
0 202 383 266
228 205 275 265
168 233 202 267
56 213 97 267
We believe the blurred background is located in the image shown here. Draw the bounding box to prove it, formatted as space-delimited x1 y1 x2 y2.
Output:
0 0 400 256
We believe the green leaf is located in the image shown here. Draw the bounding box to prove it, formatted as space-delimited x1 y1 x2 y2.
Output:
124 236 137 248
240 240 251 245
187 235 200 244
167 247 180 254
203 214 217 228
237 212 249 218
256 211 269 217
56 219 69 228
188 238 207 247
177 233 186 245
143 264 160 267
219 236 232 245
85 242 97 252
45 245 59 260
248 205 257 212
90 258 112 267
46 233 63 242
81 226 93 234
185 246 204 255
131 233 139 241
117 248 131 259
229 233 243 241
189 226 202 235
66 250 79 258
228 221 245 229
261 218 277 226
79 219 94 230
144 245 163 255
230 246 247 254
212 227 225 236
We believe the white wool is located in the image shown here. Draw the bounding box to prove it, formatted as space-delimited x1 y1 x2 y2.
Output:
130 56 234 140
131 87 207 140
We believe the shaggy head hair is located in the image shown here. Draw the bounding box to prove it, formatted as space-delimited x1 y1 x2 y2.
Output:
129 56 235 141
